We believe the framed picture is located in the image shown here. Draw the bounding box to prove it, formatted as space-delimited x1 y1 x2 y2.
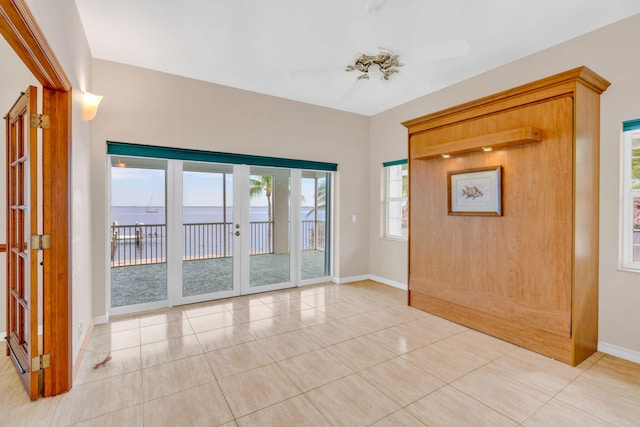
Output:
448 166 502 216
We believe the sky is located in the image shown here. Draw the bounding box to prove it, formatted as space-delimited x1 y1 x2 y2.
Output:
111 167 323 207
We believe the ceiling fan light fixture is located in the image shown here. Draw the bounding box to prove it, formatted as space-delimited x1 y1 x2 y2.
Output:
345 51 403 81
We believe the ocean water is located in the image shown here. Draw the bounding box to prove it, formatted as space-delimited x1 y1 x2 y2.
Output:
110 206 326 264
111 206 325 225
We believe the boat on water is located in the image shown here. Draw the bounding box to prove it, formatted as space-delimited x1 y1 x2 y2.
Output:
146 196 159 213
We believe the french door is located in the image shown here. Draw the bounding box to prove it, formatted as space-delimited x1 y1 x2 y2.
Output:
5 86 40 400
110 159 318 313
172 163 298 305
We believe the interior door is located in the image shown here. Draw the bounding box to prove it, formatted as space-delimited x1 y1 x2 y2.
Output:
5 86 40 400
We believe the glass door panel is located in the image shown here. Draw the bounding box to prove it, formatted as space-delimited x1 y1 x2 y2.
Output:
301 172 330 280
248 167 291 289
181 162 235 300
110 157 167 311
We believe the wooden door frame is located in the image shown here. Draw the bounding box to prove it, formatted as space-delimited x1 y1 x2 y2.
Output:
0 0 71 396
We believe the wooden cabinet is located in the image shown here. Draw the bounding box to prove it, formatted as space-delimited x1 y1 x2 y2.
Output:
403 67 610 366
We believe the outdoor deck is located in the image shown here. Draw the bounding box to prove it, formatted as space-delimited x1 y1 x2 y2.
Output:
110 220 327 307
111 250 327 307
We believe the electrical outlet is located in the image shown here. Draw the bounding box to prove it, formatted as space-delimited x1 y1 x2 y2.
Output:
78 321 83 339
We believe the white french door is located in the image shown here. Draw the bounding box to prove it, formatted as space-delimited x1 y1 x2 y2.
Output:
173 163 299 304
109 156 324 314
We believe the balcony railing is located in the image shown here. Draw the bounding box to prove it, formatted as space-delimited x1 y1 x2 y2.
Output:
111 220 325 267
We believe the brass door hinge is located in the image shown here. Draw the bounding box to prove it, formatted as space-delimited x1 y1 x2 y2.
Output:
32 354 51 371
30 113 50 129
31 234 51 250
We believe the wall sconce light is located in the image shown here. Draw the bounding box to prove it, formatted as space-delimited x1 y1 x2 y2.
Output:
82 92 103 121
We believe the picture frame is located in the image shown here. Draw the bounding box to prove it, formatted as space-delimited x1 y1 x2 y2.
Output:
448 166 502 216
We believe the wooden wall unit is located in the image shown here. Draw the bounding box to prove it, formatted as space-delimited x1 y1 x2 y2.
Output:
403 67 610 366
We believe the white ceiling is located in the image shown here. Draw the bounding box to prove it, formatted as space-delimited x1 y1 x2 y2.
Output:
74 0 640 116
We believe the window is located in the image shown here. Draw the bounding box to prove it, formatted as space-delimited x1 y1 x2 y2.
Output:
384 160 408 239
622 119 640 270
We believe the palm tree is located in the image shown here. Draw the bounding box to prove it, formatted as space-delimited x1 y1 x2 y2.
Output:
249 175 273 251
305 180 326 218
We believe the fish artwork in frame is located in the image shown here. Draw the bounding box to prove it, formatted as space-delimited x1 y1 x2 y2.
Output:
448 166 502 216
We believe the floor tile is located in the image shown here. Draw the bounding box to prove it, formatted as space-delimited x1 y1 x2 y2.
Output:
87 328 141 353
231 305 276 324
183 300 229 318
305 374 400 427
406 385 517 427
188 311 236 334
277 347 353 391
5 282 640 427
50 371 142 426
263 298 314 315
236 395 330 427
257 329 321 361
282 308 328 328
326 336 397 372
359 357 445 406
451 365 552 423
523 399 616 426
143 382 233 426
140 334 204 368
218 364 300 418
196 323 256 352
366 323 435 355
402 339 489 383
339 310 400 335
74 346 141 385
370 409 426 427
69 404 143 426
141 354 214 402
138 308 186 327
92 316 140 336
299 292 343 308
206 341 274 378
407 312 468 336
6 396 60 427
300 320 360 347
246 315 297 339
555 356 640 426
317 301 370 319
486 347 583 395
436 329 516 364
139 318 194 345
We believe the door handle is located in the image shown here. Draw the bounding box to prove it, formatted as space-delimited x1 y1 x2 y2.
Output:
235 231 240 236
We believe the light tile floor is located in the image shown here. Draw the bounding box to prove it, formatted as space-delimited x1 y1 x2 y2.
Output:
2 280 640 426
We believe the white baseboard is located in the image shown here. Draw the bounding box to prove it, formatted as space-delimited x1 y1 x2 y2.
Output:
332 274 408 290
332 275 370 285
93 314 109 325
598 341 640 364
368 275 408 291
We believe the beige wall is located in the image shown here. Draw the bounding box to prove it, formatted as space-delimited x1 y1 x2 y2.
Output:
25 0 94 362
369 13 640 358
90 59 370 316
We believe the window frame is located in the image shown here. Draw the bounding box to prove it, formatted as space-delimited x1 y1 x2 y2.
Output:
383 160 408 241
621 120 640 271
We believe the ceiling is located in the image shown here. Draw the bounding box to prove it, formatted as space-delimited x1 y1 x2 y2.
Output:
74 0 640 116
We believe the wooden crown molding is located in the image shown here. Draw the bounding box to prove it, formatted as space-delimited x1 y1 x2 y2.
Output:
0 0 71 91
402 66 611 133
